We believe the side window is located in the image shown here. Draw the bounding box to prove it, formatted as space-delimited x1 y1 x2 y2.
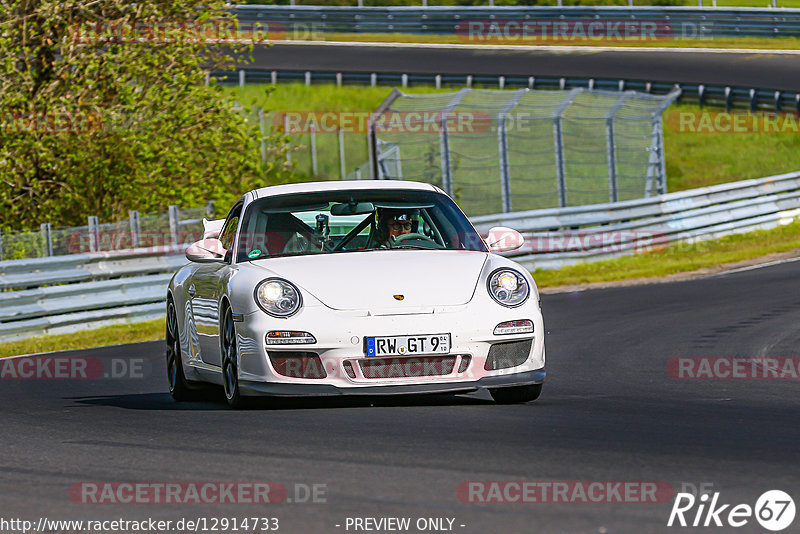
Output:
219 204 242 251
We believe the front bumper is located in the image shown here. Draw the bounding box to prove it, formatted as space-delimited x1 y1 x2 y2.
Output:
232 299 546 396
240 368 546 397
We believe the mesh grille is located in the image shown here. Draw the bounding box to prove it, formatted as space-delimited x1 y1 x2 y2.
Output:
484 339 533 371
359 356 456 379
268 352 327 379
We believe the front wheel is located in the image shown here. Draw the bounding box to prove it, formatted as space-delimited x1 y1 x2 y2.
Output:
221 308 246 409
490 384 543 404
166 301 193 401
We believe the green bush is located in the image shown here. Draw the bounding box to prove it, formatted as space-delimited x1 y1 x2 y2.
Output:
0 0 295 232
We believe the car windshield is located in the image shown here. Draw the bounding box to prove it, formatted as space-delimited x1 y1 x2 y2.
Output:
236 188 487 261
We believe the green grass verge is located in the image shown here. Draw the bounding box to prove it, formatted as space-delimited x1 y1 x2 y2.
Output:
0 319 165 359
306 32 800 50
533 219 800 288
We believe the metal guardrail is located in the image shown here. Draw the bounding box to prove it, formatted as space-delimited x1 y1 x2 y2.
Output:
214 69 800 112
234 5 800 39
2 170 800 342
472 170 800 270
0 247 186 341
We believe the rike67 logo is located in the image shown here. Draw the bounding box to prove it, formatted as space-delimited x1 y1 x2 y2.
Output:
668 490 795 531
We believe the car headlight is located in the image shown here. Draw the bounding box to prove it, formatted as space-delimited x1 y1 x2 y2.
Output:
255 278 302 317
487 269 529 308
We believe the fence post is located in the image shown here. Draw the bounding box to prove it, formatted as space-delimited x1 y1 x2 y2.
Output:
258 107 267 163
88 216 99 253
284 114 292 164
438 89 470 198
168 205 179 247
305 71 311 86
606 92 633 203
41 223 53 257
129 211 141 249
336 72 343 87
553 88 582 208
310 121 318 176
238 69 245 88
271 70 277 85
338 127 346 180
497 89 526 213
371 73 377 87
0 228 4 261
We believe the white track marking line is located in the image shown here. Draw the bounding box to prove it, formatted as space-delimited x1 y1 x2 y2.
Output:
710 255 800 277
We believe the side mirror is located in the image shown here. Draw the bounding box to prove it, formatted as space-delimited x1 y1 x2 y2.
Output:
202 218 226 239
186 238 227 263
485 226 524 253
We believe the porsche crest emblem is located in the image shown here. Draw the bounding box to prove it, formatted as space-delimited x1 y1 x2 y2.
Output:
393 294 405 301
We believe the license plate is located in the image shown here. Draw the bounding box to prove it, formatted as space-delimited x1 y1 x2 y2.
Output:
365 334 451 357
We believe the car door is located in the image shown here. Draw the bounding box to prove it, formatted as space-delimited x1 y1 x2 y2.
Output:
189 202 242 369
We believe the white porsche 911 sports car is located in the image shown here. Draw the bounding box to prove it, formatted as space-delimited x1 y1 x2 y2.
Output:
166 180 545 408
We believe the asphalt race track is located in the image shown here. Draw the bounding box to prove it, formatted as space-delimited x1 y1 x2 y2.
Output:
2 260 800 533
249 43 800 91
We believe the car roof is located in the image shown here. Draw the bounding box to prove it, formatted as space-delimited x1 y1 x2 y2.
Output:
251 180 440 199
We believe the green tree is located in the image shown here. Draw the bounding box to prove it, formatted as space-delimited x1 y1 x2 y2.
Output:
0 0 292 231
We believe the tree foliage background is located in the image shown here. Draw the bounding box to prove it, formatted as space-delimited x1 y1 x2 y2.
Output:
0 0 292 231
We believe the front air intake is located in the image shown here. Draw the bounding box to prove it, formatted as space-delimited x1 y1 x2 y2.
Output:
268 352 327 379
484 339 532 370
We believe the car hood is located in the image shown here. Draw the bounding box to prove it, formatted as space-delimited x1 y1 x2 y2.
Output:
250 250 487 311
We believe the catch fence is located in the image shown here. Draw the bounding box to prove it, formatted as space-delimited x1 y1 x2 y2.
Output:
368 87 679 216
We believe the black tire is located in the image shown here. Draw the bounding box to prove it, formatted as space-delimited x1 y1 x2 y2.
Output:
490 384 543 404
221 307 247 409
166 300 193 401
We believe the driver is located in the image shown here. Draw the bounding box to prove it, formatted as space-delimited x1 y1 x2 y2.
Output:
373 208 419 248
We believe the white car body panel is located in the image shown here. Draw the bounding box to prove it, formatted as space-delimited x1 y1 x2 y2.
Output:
167 181 545 399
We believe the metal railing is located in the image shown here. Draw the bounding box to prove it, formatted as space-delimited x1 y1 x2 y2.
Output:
215 69 800 113
472 169 800 270
234 5 800 39
0 204 214 261
260 2 785 8
2 170 800 342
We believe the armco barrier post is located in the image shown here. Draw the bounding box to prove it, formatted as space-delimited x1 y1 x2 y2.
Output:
88 216 99 253
40 223 53 257
168 206 179 246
